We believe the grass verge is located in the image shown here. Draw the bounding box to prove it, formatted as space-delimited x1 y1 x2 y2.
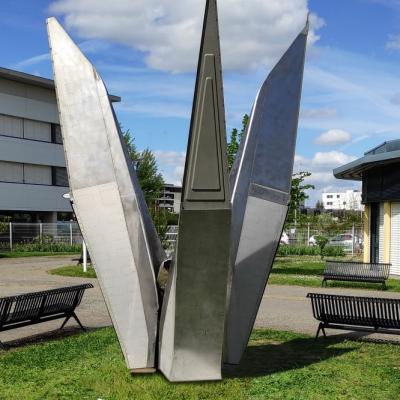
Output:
0 327 399 399
49 264 97 279
270 256 400 292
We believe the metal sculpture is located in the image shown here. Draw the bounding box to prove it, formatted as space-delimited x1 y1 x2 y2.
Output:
158 0 231 382
224 24 308 365
47 0 308 382
47 17 165 372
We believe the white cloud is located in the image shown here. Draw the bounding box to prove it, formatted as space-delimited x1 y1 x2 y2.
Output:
301 108 337 120
48 0 323 73
315 129 351 145
386 34 400 50
294 151 359 205
154 150 186 185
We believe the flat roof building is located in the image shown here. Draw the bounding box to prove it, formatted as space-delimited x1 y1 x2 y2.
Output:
334 140 400 275
0 67 120 222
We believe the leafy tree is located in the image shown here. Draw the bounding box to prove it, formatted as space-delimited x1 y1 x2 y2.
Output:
226 114 250 170
287 171 315 224
122 128 164 207
122 129 139 164
227 128 239 169
240 114 249 141
136 149 165 207
315 200 324 211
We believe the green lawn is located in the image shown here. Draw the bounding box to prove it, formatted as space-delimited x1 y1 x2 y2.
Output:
0 327 399 399
0 252 79 259
49 264 97 279
270 256 400 292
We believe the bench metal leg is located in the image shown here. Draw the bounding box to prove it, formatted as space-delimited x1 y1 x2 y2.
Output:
60 315 71 330
322 279 327 288
72 313 86 331
315 323 326 340
0 339 7 350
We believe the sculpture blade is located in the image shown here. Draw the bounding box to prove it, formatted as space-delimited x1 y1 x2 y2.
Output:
159 0 231 382
225 24 309 365
47 17 165 371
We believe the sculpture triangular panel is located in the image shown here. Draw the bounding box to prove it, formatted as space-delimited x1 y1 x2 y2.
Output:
159 0 231 382
47 17 165 372
225 24 308 365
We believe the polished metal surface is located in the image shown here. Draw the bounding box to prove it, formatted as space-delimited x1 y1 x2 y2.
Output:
159 0 231 382
225 24 308 365
47 17 165 371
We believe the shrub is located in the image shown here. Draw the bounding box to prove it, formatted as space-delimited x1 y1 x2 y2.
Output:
12 241 82 253
277 245 344 257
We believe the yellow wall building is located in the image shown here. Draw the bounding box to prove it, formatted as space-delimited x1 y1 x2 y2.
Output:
335 141 400 275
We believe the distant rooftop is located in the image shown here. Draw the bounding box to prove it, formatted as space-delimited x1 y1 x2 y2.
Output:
0 67 121 103
334 140 400 181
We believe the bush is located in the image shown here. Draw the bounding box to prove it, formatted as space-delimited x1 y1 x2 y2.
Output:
12 241 82 253
277 245 344 257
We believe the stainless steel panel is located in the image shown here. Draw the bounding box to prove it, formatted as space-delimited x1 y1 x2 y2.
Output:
159 0 231 382
225 23 308 365
47 17 165 371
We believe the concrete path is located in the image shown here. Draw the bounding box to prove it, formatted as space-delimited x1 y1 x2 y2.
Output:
1 256 400 345
0 256 111 345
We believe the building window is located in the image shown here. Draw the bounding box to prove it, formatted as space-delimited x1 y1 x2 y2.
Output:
327 202 333 205
0 161 23 183
51 124 63 144
327 195 333 198
52 167 69 187
24 119 51 142
0 114 23 138
24 164 52 185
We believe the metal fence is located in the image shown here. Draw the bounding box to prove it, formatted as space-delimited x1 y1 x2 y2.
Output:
0 222 83 251
166 224 365 254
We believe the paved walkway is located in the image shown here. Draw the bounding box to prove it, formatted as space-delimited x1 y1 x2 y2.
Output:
1 256 400 345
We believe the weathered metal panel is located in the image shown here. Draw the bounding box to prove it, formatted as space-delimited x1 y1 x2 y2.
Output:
159 0 231 382
47 17 165 371
225 24 308 365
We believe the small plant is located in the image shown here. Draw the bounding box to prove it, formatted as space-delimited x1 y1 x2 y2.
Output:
315 235 329 259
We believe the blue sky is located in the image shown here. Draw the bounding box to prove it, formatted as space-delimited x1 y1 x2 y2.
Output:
2 0 400 205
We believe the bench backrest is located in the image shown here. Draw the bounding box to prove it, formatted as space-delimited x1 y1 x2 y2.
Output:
324 261 391 280
0 284 93 327
308 293 400 329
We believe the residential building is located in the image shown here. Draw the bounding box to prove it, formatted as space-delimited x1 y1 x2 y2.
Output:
322 190 363 211
334 140 400 275
156 184 182 213
0 67 120 222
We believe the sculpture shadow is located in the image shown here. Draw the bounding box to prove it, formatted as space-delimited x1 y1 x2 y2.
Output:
223 335 355 379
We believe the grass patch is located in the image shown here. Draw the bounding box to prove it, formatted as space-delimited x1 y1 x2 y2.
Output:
0 327 400 399
270 256 400 292
49 265 97 279
0 252 80 259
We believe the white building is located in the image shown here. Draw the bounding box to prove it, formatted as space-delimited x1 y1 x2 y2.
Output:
0 67 119 222
157 184 182 214
322 189 364 211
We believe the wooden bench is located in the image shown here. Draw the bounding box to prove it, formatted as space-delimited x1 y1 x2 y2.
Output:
0 283 93 349
323 260 391 289
307 293 400 339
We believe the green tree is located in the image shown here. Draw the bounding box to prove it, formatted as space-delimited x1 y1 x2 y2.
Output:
136 149 165 207
226 114 250 170
287 171 315 224
227 128 239 169
122 128 164 207
315 200 324 211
